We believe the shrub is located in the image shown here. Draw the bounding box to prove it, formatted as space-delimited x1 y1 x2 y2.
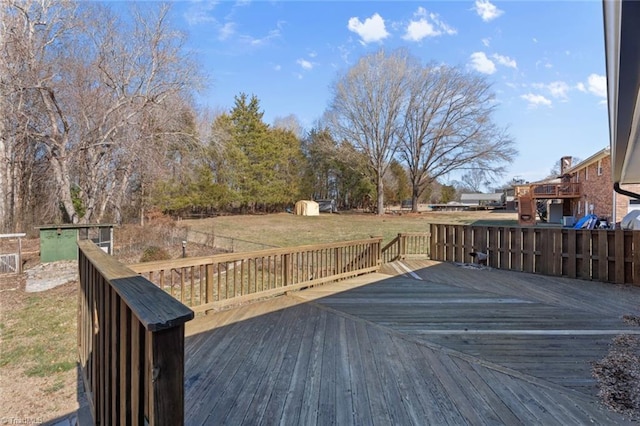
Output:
140 246 171 263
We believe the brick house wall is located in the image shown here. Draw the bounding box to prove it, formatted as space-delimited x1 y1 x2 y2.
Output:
568 152 640 224
571 155 612 219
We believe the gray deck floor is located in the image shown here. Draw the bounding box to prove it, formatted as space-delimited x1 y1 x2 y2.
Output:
183 260 640 425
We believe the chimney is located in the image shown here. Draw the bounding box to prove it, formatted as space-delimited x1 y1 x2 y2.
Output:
560 156 572 175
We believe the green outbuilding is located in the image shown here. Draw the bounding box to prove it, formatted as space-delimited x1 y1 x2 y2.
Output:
36 224 114 263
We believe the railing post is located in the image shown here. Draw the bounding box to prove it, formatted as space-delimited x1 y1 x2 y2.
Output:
151 326 186 426
283 253 290 286
372 236 382 268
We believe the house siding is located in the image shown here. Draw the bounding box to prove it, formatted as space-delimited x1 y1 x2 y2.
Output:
568 154 640 224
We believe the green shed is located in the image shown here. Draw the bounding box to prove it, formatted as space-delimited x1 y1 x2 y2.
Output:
36 224 114 263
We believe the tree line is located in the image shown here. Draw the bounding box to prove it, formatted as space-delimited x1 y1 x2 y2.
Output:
0 1 516 232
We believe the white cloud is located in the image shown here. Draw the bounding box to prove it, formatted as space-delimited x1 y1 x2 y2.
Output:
403 7 456 42
347 13 389 44
274 64 282 71
242 24 283 47
482 37 491 47
338 44 352 64
474 0 504 22
587 73 607 98
547 81 569 99
531 81 570 99
492 53 517 69
576 82 586 92
218 22 236 40
521 93 552 108
535 60 553 69
183 2 218 26
469 52 496 74
297 58 313 70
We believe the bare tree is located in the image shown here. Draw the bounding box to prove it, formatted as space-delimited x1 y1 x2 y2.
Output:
547 157 581 179
398 64 517 212
457 169 493 193
273 114 304 139
1 1 203 227
0 0 78 230
327 49 413 215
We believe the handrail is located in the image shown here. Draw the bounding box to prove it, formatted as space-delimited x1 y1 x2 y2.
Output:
381 235 402 262
78 240 194 425
528 182 582 198
381 232 431 262
129 237 383 312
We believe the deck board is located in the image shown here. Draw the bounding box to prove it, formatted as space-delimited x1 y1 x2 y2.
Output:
299 262 640 399
183 260 639 425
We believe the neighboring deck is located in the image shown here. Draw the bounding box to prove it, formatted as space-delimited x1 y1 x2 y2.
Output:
184 260 640 425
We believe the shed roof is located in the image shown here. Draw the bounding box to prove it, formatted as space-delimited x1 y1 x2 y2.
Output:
35 223 115 230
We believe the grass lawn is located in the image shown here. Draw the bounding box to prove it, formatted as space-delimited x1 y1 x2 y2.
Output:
181 210 519 250
0 276 80 422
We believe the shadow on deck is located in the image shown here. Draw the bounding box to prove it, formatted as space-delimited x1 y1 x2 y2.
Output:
183 261 640 425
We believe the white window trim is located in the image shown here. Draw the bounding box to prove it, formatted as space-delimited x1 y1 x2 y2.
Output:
597 159 603 176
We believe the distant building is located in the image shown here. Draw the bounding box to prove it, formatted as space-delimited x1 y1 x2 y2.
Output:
460 192 504 208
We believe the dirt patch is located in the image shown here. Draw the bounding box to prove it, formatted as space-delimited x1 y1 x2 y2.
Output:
25 260 77 292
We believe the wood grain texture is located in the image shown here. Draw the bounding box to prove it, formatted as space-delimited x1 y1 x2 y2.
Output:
183 261 640 425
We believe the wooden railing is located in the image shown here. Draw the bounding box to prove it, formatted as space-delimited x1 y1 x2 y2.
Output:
429 223 640 284
129 237 382 312
78 240 194 425
381 232 431 262
530 182 581 198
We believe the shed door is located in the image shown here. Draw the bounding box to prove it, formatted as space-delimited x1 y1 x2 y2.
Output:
40 229 78 262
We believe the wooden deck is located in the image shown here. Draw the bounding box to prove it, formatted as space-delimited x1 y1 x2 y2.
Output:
183 260 640 425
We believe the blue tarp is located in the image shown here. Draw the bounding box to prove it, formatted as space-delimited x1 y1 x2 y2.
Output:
573 214 598 229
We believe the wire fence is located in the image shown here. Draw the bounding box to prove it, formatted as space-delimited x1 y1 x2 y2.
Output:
186 229 279 253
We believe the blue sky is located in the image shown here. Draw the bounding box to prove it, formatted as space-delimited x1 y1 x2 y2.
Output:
165 0 608 186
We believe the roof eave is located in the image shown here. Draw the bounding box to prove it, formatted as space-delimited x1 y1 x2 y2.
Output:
604 0 640 184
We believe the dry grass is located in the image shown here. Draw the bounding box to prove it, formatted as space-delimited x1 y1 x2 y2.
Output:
0 273 81 422
181 210 518 250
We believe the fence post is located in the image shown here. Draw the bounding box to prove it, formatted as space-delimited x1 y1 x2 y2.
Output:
615 230 625 283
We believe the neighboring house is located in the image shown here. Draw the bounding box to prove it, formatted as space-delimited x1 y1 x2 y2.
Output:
563 148 640 223
460 192 504 208
517 148 640 225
